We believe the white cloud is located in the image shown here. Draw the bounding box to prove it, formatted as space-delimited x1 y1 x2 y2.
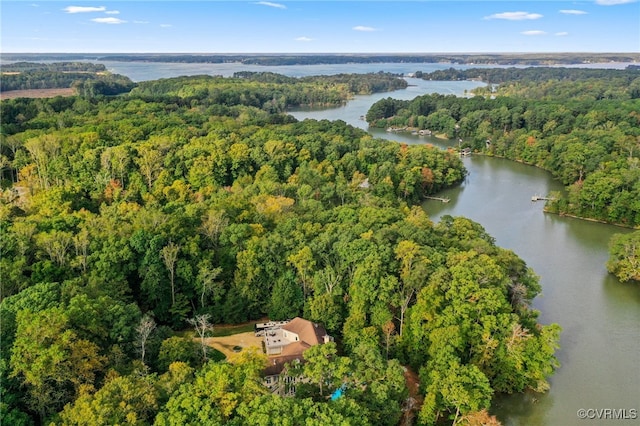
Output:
160 24 173 28
91 17 126 24
559 9 588 15
133 20 149 24
255 2 286 9
295 36 313 42
105 10 120 15
521 30 547 36
485 11 543 20
64 6 106 14
595 0 637 5
555 32 569 36
353 25 377 32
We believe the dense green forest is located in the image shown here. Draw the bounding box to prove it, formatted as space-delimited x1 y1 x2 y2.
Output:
0 73 560 425
367 68 640 228
0 62 136 97
1 62 108 72
130 72 407 111
234 71 408 95
416 66 640 84
0 70 405 134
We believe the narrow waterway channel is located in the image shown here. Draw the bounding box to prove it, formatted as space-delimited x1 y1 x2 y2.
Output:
289 81 640 426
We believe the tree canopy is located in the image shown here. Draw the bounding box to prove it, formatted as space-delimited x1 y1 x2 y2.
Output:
607 231 640 283
0 70 559 425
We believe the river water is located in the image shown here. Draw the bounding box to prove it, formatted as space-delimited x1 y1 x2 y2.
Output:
96 62 640 425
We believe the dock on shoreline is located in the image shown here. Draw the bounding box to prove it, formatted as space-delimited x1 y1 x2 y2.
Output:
425 196 450 203
531 195 555 202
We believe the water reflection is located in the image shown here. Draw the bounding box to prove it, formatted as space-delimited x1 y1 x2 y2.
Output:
493 390 554 426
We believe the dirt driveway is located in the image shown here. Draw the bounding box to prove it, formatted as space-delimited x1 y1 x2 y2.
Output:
204 332 263 359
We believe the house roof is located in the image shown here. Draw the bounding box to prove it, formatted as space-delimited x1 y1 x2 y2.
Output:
280 341 311 357
263 354 302 376
281 317 327 346
264 317 330 377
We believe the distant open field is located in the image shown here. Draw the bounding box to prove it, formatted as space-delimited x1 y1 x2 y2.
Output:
1 88 76 100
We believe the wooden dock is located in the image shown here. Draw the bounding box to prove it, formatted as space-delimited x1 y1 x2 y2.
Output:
425 196 450 203
531 195 555 202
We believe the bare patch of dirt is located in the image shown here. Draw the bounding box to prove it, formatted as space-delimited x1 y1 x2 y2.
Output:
401 365 424 426
204 331 263 359
1 88 76 100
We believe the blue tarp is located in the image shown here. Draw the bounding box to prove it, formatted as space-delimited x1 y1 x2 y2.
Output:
330 385 345 400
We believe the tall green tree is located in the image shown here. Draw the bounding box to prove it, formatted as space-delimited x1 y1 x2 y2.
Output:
301 342 351 397
10 308 105 422
154 350 267 425
607 231 640 283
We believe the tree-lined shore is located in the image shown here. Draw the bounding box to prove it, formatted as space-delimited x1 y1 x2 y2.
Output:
367 67 640 230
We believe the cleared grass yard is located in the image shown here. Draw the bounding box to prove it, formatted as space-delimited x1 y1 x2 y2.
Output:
177 320 267 359
204 332 263 359
210 322 258 337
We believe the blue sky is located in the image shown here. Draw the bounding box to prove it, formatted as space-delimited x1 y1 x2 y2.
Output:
2 1 639 53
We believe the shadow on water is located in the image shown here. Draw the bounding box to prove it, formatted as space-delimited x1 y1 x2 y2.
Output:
492 390 554 426
422 184 464 214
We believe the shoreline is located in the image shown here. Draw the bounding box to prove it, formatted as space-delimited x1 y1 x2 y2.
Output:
543 209 640 230
481 152 640 230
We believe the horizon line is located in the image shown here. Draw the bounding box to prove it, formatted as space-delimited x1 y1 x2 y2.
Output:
2 52 640 55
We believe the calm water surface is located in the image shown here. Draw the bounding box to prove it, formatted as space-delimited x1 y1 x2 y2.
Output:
288 78 640 426
97 61 498 81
